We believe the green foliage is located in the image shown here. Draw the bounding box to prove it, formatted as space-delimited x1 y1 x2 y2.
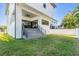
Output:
62 5 79 28
62 13 76 29
73 5 79 27
0 25 7 29
0 33 78 56
74 13 79 26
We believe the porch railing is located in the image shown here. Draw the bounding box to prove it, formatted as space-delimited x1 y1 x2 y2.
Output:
38 25 46 34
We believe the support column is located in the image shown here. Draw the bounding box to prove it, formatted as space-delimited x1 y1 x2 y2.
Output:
38 17 42 26
49 19 53 29
16 5 22 38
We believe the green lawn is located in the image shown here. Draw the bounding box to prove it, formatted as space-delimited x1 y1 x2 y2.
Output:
0 33 79 56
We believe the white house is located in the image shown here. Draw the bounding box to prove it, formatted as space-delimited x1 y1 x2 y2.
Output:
5 3 56 39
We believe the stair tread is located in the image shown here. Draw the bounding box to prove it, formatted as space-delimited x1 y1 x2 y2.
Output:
23 28 44 39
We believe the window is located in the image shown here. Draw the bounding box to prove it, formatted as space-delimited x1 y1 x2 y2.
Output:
42 20 49 25
43 3 46 8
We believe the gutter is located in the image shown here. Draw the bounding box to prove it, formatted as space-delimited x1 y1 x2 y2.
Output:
15 3 16 39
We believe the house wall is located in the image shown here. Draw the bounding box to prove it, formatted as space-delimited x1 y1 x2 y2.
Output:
8 15 15 37
18 4 52 34
7 4 22 38
26 3 54 18
7 3 54 38
20 4 52 30
16 5 22 38
7 4 15 37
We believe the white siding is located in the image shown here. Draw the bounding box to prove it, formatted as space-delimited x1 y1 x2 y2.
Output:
7 3 54 38
26 3 54 18
7 4 15 37
8 22 15 37
16 5 22 38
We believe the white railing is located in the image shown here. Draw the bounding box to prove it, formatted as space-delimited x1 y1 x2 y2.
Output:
38 25 46 34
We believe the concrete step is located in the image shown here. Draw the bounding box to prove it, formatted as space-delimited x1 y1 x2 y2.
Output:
23 28 45 39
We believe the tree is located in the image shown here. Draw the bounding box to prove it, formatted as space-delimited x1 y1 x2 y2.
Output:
73 5 79 27
0 25 7 32
73 5 79 39
62 12 75 29
0 25 7 29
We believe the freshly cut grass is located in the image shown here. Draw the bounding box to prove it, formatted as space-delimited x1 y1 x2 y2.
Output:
0 33 79 56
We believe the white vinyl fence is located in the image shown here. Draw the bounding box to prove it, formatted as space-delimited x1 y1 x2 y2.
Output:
48 29 76 36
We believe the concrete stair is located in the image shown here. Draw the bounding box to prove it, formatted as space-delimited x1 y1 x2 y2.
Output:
23 28 44 39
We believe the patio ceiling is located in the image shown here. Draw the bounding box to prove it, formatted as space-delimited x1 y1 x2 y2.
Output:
22 10 37 18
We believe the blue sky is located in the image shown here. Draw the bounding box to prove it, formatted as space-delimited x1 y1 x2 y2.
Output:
54 3 78 25
0 3 78 25
0 3 7 25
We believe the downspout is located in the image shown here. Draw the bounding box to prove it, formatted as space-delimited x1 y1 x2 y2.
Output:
15 3 16 39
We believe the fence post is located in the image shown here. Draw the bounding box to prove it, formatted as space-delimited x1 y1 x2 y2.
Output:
76 28 79 39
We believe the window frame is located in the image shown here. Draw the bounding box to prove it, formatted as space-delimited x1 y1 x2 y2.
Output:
42 19 49 25
43 3 46 8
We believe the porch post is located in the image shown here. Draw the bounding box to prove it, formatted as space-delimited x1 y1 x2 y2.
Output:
38 17 42 26
15 4 22 38
15 3 16 39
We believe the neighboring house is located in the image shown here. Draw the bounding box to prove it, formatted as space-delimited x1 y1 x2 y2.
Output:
5 3 56 39
50 19 58 29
